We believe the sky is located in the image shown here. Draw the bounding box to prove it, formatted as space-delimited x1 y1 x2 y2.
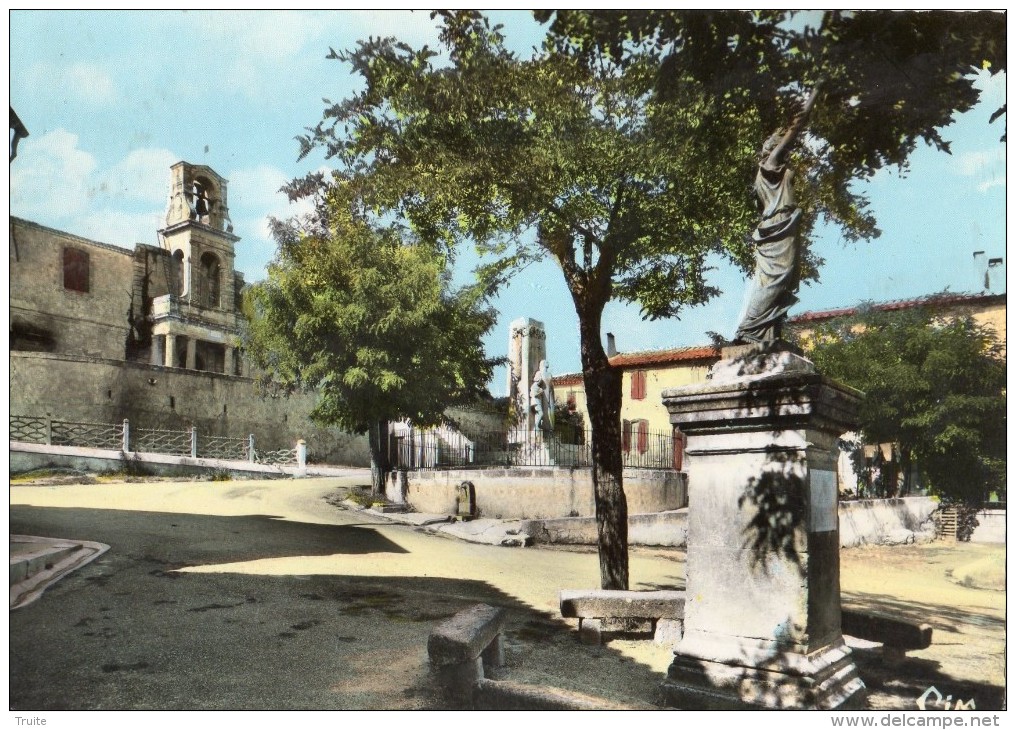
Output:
8 10 1008 394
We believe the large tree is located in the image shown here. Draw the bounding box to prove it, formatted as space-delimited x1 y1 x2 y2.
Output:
242 185 498 495
803 303 1006 506
291 10 1004 588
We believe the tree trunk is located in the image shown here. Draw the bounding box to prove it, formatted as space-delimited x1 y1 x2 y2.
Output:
577 310 628 590
367 419 390 497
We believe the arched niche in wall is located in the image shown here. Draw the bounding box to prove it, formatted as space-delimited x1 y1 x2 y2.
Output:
199 251 222 308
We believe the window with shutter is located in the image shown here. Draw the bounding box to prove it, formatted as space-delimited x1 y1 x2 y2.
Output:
622 419 632 453
631 370 647 400
637 420 649 454
63 247 90 293
673 428 687 471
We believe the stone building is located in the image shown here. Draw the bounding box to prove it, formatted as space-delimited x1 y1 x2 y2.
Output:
10 161 369 465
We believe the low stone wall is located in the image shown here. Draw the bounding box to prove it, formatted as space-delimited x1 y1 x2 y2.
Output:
522 496 939 548
9 441 362 479
970 509 1005 544
838 497 937 547
400 467 686 520
524 510 687 547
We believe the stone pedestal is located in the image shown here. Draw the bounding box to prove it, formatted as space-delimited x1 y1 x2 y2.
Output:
659 345 865 710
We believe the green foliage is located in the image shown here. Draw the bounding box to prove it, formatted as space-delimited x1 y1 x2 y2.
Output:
805 303 1006 505
242 184 499 436
290 9 1004 586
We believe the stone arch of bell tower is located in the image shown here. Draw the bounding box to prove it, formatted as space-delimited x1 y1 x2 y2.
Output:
159 161 240 312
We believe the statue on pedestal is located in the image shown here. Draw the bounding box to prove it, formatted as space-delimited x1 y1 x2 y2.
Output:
530 360 555 440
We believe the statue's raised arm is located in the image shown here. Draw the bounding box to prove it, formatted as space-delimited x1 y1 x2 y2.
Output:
764 82 822 170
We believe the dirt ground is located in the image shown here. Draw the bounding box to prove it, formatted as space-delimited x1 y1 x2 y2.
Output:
498 539 1006 711
10 475 1006 711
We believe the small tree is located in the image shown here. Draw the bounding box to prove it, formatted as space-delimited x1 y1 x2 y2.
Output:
243 186 498 495
804 303 1006 506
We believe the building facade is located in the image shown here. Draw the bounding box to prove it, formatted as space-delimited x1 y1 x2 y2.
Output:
10 161 369 466
551 291 1006 485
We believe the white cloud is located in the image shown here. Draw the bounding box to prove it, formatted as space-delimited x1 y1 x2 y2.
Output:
10 129 98 219
954 148 1006 193
24 61 117 104
345 9 443 46
184 10 442 100
75 209 166 249
97 148 180 204
10 133 177 246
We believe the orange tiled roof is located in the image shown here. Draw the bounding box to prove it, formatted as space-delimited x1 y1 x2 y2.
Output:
551 345 721 384
789 291 1005 325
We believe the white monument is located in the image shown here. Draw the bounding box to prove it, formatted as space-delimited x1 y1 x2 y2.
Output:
507 317 547 437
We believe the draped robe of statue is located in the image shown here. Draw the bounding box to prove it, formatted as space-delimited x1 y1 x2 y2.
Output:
733 157 803 344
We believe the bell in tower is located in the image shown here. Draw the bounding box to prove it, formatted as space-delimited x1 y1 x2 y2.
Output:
159 161 240 308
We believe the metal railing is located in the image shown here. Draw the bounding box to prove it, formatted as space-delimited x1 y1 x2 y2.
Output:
50 419 124 450
391 427 680 471
198 434 250 461
254 447 299 466
134 425 193 457
10 416 49 444
10 415 299 466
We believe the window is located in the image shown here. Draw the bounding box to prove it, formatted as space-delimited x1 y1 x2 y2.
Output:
636 419 649 454
63 247 90 293
199 252 221 308
623 419 649 456
631 370 647 400
566 391 577 410
173 249 185 295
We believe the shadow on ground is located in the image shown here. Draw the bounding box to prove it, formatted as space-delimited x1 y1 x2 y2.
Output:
9 506 667 710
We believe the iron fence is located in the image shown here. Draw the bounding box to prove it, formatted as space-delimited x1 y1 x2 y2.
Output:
391 427 680 471
134 426 193 457
10 415 296 466
10 416 48 444
254 447 299 466
50 419 123 450
199 434 251 461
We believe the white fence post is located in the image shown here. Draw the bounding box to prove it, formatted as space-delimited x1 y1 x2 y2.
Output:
248 434 256 463
122 419 130 452
190 427 198 458
296 439 307 477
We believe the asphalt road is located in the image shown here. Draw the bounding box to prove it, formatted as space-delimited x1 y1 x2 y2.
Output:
9 477 1006 711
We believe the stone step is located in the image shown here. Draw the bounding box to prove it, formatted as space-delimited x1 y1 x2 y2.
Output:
10 544 83 586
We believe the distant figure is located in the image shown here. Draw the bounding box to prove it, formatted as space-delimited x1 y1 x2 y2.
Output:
734 83 822 345
530 359 555 438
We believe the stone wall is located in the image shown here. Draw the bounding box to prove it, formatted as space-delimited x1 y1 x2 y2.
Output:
970 509 1006 544
10 217 137 360
831 497 937 547
520 496 940 548
398 467 686 520
10 351 370 466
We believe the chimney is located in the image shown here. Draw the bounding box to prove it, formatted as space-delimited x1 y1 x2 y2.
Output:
606 333 617 357
987 258 1004 293
973 251 988 291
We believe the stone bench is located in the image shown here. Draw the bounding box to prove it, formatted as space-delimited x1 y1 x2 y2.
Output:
559 589 686 645
427 603 507 703
841 608 933 663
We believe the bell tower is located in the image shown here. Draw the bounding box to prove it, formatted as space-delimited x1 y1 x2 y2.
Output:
160 162 238 309
149 162 244 376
